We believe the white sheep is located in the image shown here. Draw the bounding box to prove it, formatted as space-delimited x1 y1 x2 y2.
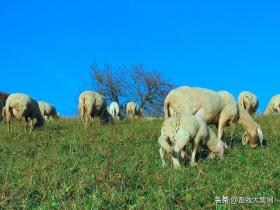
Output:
158 114 224 168
3 93 45 133
109 101 122 120
78 90 111 128
164 86 263 148
264 94 280 115
238 91 258 115
0 93 9 122
0 100 5 122
38 101 59 120
126 102 142 118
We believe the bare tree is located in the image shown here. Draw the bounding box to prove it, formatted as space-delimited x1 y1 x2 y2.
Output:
127 65 173 116
91 63 173 116
91 63 128 106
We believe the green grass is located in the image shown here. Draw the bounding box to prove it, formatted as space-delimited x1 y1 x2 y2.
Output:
0 116 279 209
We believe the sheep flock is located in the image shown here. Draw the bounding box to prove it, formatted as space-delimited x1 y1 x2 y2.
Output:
0 87 279 169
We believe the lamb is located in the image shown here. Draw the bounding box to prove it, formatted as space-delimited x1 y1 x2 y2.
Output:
164 86 263 148
264 94 280 115
158 114 224 168
109 101 122 120
3 93 45 133
78 90 111 128
38 101 59 120
238 91 258 115
126 102 142 118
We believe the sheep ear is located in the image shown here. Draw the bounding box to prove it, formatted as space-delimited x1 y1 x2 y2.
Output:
242 132 249 145
257 127 263 146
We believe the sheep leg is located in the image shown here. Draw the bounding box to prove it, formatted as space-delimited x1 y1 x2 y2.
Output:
217 122 224 140
6 108 12 134
276 105 280 113
24 116 32 132
180 146 188 166
190 145 198 166
218 115 229 140
28 118 33 133
190 135 201 166
159 147 167 167
171 152 181 168
158 135 172 167
24 116 29 132
90 116 94 125
97 116 102 126
218 117 229 149
84 114 90 128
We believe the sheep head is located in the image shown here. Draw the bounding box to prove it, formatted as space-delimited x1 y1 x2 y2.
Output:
242 127 263 148
207 129 225 157
237 106 263 148
214 140 224 157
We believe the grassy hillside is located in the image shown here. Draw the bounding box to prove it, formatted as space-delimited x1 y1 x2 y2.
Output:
0 116 279 209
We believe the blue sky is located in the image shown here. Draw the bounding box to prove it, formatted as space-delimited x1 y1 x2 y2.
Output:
1 0 279 116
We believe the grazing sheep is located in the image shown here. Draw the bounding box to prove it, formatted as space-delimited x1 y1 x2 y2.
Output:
238 91 258 115
158 114 224 168
3 93 45 133
126 102 137 118
78 91 111 128
164 86 263 148
126 102 142 118
0 100 5 122
38 101 59 120
264 94 280 115
109 101 122 120
0 92 9 122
